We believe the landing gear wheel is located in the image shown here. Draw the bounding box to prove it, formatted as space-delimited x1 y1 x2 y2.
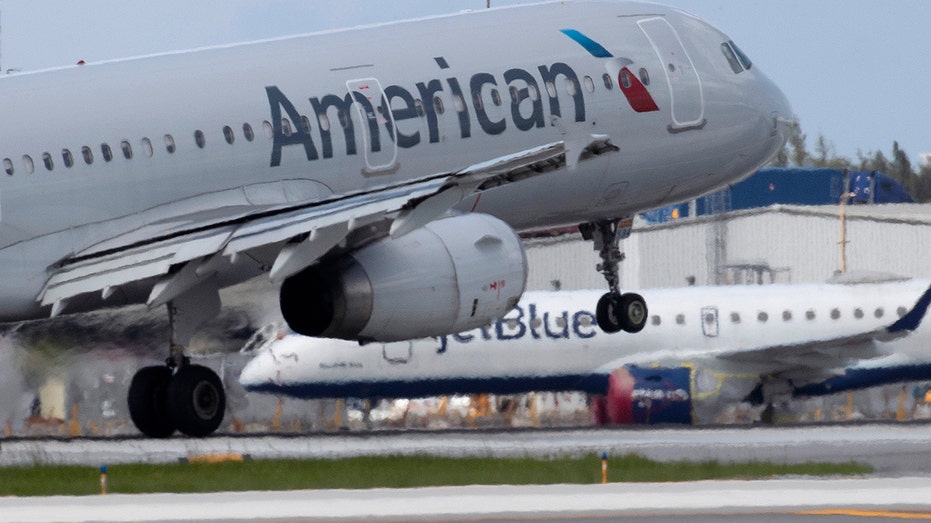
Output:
619 293 648 333
596 293 624 333
128 366 175 438
167 364 226 437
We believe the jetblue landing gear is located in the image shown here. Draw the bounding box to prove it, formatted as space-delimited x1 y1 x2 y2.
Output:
580 218 648 334
127 277 226 438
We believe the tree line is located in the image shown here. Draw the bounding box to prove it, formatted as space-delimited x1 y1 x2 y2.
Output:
771 122 931 202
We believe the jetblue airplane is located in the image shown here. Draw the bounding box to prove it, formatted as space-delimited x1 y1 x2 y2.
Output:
0 2 791 437
240 275 931 425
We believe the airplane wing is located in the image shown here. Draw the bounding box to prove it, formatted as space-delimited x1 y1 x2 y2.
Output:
716 283 931 383
38 134 618 316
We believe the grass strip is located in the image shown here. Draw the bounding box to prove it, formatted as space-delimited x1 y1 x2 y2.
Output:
0 453 871 497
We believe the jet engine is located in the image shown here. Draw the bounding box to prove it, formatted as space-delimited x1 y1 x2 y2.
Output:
279 213 527 342
590 366 693 425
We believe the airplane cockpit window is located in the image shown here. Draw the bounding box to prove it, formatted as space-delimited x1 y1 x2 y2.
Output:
22 155 34 174
731 41 752 70
720 42 743 74
62 149 74 168
42 152 54 171
81 146 93 164
101 143 113 162
3 158 13 175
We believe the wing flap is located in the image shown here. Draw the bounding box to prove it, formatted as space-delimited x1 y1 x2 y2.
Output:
36 134 618 315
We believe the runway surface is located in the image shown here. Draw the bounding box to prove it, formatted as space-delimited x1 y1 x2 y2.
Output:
2 479 931 522
4 423 931 521
2 422 931 473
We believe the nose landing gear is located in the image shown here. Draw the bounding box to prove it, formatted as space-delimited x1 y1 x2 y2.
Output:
580 218 648 334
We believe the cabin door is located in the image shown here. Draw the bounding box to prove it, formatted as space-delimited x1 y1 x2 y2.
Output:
347 78 398 173
637 17 705 130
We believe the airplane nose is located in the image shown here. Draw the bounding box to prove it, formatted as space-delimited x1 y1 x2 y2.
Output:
239 351 273 388
765 78 796 149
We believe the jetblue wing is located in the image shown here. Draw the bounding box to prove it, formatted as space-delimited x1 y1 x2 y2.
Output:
715 282 931 382
38 135 617 316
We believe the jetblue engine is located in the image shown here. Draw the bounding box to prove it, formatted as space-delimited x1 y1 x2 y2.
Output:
279 213 527 342
591 366 693 425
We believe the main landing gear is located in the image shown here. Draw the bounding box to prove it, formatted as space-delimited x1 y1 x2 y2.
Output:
127 278 226 438
579 218 648 334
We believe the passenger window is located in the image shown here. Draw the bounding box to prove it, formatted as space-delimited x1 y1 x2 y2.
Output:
602 73 613 90
565 78 578 96
101 143 113 162
875 308 884 318
243 123 255 142
830 308 841 320
675 314 685 325
223 126 235 145
141 137 153 157
508 86 519 104
620 70 632 89
433 96 445 115
545 81 557 98
299 116 312 134
853 308 864 319
120 140 133 159
897 306 908 318
472 91 484 111
23 155 34 174
806 310 816 320
3 158 13 175
281 119 292 137
42 152 53 171
338 109 351 129
730 312 740 324
81 146 93 164
639 68 651 86
164 135 176 154
453 94 466 111
583 76 595 93
317 114 330 132
527 84 540 101
651 315 661 326
757 312 768 323
782 310 792 321
62 149 74 168
490 89 502 107
194 130 206 149
263 120 274 139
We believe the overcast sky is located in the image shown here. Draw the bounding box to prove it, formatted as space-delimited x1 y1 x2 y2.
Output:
2 1 928 164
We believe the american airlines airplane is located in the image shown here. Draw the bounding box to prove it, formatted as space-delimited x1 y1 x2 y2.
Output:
240 276 931 425
0 2 791 437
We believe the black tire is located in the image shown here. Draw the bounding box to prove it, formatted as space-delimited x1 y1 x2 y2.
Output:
128 366 175 438
620 293 648 333
167 364 226 437
596 293 624 333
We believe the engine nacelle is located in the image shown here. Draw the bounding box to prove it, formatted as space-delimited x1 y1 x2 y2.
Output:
279 213 527 342
591 366 693 425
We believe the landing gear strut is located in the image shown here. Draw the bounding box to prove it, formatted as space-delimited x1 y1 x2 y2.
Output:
579 218 648 334
127 277 226 438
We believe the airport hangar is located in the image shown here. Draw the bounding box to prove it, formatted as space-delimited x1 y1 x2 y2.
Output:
525 202 931 292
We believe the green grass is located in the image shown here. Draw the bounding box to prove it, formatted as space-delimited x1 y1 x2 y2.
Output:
0 454 871 497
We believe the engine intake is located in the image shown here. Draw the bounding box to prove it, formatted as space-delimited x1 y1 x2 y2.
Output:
280 213 527 342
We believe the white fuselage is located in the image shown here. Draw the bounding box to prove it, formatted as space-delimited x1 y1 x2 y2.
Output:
240 279 931 408
0 1 790 321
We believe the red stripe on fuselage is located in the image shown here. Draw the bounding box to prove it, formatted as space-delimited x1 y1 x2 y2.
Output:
618 67 659 113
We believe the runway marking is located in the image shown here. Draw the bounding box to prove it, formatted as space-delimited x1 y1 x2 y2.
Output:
800 509 931 520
